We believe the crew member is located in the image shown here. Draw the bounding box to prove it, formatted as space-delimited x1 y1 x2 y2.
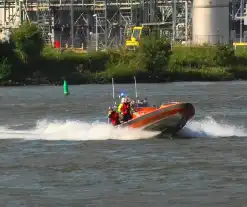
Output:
130 100 137 114
108 107 120 126
126 96 131 103
143 98 149 107
118 97 125 113
119 98 132 122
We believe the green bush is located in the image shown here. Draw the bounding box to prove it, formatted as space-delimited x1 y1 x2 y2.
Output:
3 22 247 85
38 47 111 83
139 37 171 73
215 45 235 66
168 44 236 69
10 21 44 63
168 46 216 69
104 37 172 82
0 38 27 82
166 67 234 81
0 58 11 81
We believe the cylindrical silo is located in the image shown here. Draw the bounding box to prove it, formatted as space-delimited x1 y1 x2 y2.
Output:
192 0 230 45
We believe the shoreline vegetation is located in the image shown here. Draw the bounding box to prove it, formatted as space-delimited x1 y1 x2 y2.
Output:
1 22 247 86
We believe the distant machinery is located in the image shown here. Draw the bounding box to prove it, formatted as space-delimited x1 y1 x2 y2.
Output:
0 0 247 48
0 0 194 49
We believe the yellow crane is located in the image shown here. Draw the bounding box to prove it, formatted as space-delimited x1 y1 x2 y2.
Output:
125 22 171 50
125 26 150 50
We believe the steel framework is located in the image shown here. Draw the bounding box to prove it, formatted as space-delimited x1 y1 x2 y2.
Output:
231 0 247 42
1 0 247 48
0 0 194 48
0 0 32 29
90 0 194 49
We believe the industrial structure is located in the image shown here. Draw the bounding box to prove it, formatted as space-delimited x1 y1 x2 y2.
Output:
192 0 230 44
0 0 247 49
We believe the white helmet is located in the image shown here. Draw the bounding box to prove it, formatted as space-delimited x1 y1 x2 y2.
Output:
121 98 125 103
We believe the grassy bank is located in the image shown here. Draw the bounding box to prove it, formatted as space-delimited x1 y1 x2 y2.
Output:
1 22 247 85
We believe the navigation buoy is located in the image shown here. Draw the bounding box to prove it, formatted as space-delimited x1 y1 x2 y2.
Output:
63 80 70 96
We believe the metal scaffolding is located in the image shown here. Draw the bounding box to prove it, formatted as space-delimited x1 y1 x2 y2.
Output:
36 0 53 43
6 0 247 47
0 0 195 48
231 0 247 42
89 0 194 49
90 0 138 50
0 0 31 30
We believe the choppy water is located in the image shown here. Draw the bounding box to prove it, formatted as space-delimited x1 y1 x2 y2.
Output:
1 82 247 206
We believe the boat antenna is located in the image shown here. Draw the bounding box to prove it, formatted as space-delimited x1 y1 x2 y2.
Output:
112 77 115 100
134 76 138 99
108 78 115 124
112 77 117 108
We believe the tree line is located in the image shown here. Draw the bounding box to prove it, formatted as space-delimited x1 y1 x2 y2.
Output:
1 22 247 86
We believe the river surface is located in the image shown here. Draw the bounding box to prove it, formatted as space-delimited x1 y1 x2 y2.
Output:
0 82 247 207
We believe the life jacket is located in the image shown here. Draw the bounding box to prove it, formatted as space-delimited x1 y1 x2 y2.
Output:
121 102 131 115
118 103 123 113
108 111 120 126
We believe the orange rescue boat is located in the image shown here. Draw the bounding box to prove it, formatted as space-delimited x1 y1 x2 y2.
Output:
118 102 195 135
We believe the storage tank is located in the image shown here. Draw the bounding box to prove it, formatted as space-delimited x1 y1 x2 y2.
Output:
192 0 230 45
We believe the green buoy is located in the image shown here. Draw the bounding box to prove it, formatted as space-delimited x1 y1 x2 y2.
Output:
63 80 70 96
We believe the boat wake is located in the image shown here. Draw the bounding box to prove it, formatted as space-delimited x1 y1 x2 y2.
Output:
179 116 247 138
0 116 246 141
0 120 160 141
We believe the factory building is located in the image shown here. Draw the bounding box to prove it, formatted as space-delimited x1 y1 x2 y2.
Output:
0 0 246 49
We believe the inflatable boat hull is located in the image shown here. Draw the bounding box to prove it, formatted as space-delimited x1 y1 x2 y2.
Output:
119 102 195 135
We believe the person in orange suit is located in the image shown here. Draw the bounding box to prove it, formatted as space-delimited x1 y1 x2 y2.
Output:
108 106 120 126
120 98 132 122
